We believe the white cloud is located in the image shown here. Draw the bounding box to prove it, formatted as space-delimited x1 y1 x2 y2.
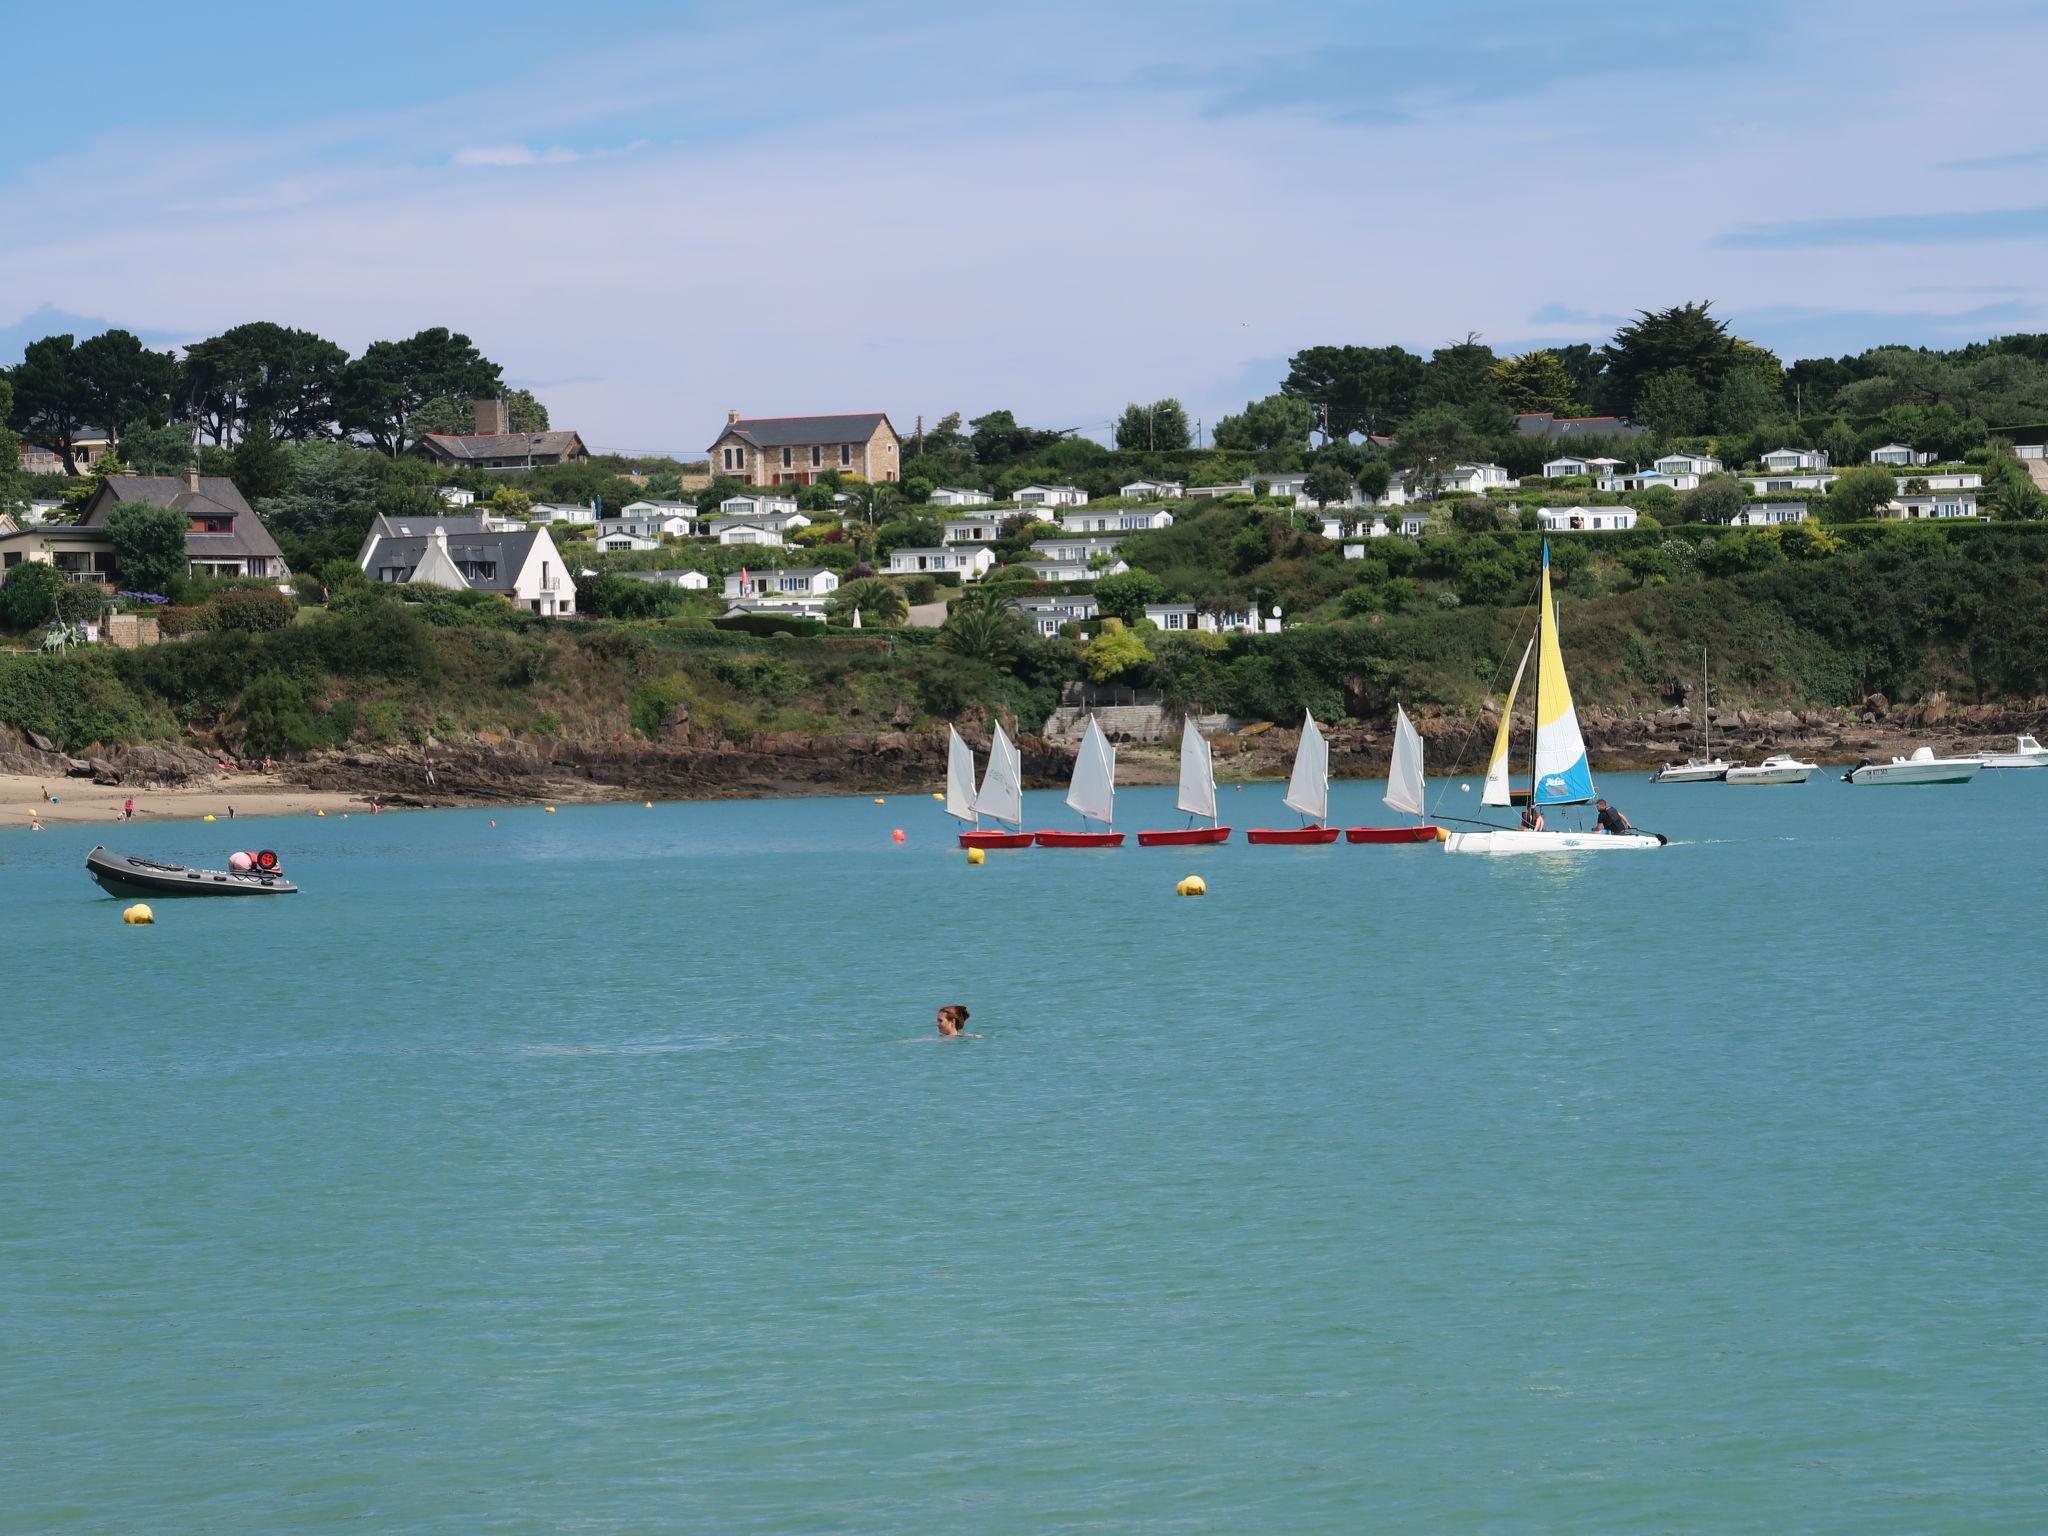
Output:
451 144 584 168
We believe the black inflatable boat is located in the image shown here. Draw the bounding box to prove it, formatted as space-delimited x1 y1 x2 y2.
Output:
86 846 298 898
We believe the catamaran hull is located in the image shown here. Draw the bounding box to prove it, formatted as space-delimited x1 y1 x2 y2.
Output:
958 831 1035 849
1033 831 1126 848
1246 827 1341 845
1844 762 1980 784
1345 826 1439 844
1135 827 1231 846
1442 829 1665 855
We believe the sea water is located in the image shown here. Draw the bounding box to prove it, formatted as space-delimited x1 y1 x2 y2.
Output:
4 771 2046 1533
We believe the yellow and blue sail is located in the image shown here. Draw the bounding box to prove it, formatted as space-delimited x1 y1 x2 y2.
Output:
1531 542 1595 805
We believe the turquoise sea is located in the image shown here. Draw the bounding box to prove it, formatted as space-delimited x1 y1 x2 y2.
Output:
5 769 2046 1533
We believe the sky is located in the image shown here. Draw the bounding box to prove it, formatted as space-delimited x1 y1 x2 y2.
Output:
5 0 2048 454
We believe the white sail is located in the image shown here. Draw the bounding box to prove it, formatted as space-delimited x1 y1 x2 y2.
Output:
1282 712 1329 825
1481 639 1534 808
1385 704 1426 819
945 725 978 823
1065 716 1117 826
1176 717 1217 821
978 723 1024 829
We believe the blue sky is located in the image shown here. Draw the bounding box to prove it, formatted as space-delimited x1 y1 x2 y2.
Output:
6 0 2048 450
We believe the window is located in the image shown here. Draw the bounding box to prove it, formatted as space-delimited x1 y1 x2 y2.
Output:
811 446 822 468
782 447 793 468
840 444 852 466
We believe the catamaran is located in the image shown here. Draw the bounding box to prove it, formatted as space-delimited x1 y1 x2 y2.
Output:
1036 716 1125 847
1444 544 1666 854
1651 649 1729 783
1346 703 1441 843
1247 712 1341 844
953 723 1034 848
1138 717 1232 845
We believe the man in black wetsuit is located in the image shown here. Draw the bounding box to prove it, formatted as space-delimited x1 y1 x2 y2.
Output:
1593 798 1632 835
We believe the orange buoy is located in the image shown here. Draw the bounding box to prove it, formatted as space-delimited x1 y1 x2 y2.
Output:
891 828 906 843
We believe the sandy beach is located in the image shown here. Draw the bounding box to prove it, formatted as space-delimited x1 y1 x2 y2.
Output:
0 773 376 830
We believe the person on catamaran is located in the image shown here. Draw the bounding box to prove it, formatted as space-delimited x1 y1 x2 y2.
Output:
1593 799 1633 835
936 1004 971 1037
1519 806 1546 831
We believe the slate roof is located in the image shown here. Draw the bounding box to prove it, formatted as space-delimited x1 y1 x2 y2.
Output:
710 413 893 450
416 430 587 462
1515 413 1647 440
81 475 287 565
364 528 545 594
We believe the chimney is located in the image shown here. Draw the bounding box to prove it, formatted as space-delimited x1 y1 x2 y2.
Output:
477 397 510 436
727 409 741 426
186 467 201 493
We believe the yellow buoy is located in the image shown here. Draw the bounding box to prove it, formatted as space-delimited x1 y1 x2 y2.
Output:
1434 826 1450 842
545 806 557 813
1176 875 1207 897
202 814 216 822
645 801 653 809
967 846 986 866
932 792 944 801
873 797 886 804
316 809 326 817
123 903 154 924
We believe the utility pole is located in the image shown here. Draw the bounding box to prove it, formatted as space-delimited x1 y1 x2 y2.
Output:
1196 419 1203 449
915 415 924 456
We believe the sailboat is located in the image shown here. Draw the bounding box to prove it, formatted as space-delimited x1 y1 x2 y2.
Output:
1247 712 1341 844
1651 649 1729 782
955 723 1034 849
1138 717 1232 845
1035 716 1125 847
1443 544 1666 854
1346 703 1441 843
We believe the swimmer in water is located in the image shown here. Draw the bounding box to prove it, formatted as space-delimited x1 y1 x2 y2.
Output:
936 1004 970 1037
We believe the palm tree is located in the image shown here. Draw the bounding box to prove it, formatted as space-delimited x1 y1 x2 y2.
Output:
827 576 907 628
942 592 1025 667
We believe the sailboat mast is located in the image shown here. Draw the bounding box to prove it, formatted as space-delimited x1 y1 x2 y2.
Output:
1529 563 1543 809
1702 648 1711 761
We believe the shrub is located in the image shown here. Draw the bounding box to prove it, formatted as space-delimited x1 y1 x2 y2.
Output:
103 504 189 595
213 587 297 632
0 561 63 629
54 584 108 624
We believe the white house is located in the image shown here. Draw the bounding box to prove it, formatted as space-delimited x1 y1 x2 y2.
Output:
1542 455 1624 479
1013 483 1089 508
358 523 575 616
1030 535 1125 565
1010 595 1101 637
1603 469 1697 493
1870 443 1935 467
1883 491 1981 520
942 515 1005 544
1119 479 1185 499
1909 469 1983 491
929 487 994 507
593 529 661 552
724 595 830 621
708 519 785 547
1655 452 1723 477
1141 602 1258 634
1059 508 1174 533
596 509 692 543
531 501 598 525
617 500 699 534
718 493 803 521
436 486 476 507
1759 447 1828 473
618 568 711 590
1187 481 1252 499
1742 471 1837 494
725 566 841 599
1439 462 1520 495
1019 558 1124 583
886 545 996 580
1394 509 1432 537
1318 514 1390 541
1724 501 1809 526
1537 506 1639 532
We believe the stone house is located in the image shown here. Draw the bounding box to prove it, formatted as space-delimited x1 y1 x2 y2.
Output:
706 411 901 486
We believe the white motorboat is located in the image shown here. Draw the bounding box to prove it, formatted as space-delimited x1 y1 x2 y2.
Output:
1843 747 1982 785
1980 734 2048 770
1723 753 1816 785
1444 544 1665 855
1651 650 1728 783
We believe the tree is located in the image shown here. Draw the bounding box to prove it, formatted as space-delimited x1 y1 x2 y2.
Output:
1092 568 1166 623
1355 458 1392 501
1680 479 1750 525
1280 344 1424 439
1304 462 1355 508
1598 301 1749 416
0 560 62 628
967 409 1064 466
1113 397 1191 451
1211 393 1314 453
1820 416 1859 469
181 321 349 443
336 328 503 454
1491 350 1581 415
120 422 195 475
1083 617 1152 682
1392 405 1478 493
411 387 550 438
8 334 93 472
826 576 907 627
1823 464 1899 523
1713 367 1781 434
104 504 191 594
941 593 1026 666
872 516 945 559
1637 369 1711 437
232 419 292 501
69 329 183 443
1419 334 1499 410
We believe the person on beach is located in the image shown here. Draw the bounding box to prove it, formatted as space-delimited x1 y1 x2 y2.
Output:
423 755 437 787
936 1004 971 1038
122 796 134 821
41 785 50 802
1593 798 1633 835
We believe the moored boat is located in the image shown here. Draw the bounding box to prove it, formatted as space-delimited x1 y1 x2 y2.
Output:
1980 734 2048 770
1444 543 1665 855
1036 716 1124 847
1723 753 1817 785
1138 717 1232 845
1843 747 1982 784
86 846 298 897
1651 650 1728 782
951 722 1034 847
1346 703 1440 844
1247 713 1340 844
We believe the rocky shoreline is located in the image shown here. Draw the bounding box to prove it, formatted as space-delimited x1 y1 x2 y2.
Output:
8 691 2045 810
